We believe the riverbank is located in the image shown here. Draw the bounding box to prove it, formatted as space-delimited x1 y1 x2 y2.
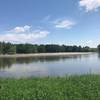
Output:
0 75 100 100
0 52 92 58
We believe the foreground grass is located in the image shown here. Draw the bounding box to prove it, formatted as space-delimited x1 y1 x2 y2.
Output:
0 75 100 100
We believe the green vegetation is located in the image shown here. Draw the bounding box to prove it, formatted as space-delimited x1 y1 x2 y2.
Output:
0 75 100 100
0 42 97 54
0 42 16 54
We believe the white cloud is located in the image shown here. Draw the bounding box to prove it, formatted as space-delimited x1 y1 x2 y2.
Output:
79 0 100 12
86 40 93 44
0 26 49 43
53 19 75 29
10 25 31 33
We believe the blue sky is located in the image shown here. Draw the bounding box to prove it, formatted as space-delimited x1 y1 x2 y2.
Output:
0 0 100 47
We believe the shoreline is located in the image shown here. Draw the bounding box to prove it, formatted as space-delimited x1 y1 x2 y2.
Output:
0 52 92 58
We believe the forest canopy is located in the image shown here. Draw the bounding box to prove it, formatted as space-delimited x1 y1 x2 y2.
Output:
0 42 97 54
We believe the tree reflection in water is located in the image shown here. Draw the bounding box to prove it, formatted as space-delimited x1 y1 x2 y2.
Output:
98 52 100 59
0 58 16 69
0 54 89 70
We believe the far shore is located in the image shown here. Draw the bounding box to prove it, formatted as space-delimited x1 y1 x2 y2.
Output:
0 52 92 58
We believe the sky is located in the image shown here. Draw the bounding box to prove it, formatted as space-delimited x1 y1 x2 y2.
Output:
0 0 100 47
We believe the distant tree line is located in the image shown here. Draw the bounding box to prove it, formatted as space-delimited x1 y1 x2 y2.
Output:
0 42 97 54
0 42 16 54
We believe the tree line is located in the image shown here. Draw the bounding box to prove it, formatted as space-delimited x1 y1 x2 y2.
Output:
0 42 97 54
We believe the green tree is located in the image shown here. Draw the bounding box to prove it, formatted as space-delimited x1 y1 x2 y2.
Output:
82 46 90 52
7 45 16 54
32 45 38 53
0 42 3 54
38 45 46 53
2 42 16 54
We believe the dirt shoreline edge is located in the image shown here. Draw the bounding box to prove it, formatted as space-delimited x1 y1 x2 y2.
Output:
0 52 92 58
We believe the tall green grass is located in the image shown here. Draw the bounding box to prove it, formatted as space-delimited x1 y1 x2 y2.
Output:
0 75 100 100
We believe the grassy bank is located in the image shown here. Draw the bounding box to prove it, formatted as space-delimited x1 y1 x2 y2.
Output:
0 75 100 100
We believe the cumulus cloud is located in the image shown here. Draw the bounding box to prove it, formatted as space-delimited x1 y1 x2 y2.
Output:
9 25 31 33
79 0 100 12
0 25 49 43
53 19 75 29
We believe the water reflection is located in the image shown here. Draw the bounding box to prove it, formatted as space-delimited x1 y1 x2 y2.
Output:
0 53 99 77
98 53 100 59
0 58 16 69
0 54 88 69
